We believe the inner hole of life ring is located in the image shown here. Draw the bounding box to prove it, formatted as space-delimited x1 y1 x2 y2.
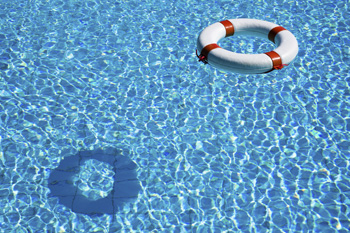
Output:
218 35 275 54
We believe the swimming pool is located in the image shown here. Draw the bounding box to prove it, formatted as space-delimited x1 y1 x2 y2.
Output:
0 0 349 232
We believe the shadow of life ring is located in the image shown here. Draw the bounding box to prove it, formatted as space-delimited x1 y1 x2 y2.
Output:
48 148 141 216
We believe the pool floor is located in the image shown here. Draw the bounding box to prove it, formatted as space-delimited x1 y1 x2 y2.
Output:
0 0 350 232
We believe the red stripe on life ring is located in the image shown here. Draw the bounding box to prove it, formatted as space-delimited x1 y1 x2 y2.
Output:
265 51 282 69
220 20 235 37
268 26 286 43
200 43 221 58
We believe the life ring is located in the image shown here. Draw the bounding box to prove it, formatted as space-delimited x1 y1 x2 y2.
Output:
196 18 298 74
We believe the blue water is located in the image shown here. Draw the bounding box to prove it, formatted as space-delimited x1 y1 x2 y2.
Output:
0 0 350 232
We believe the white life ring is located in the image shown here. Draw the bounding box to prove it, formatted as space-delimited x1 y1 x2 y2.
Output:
196 18 298 74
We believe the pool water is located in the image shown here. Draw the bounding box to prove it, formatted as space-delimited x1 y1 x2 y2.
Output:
0 0 349 232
